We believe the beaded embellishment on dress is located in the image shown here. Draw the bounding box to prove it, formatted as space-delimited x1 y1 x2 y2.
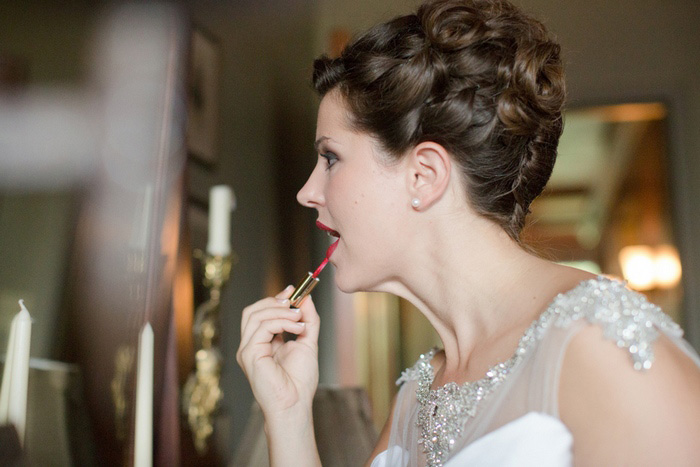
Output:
396 276 682 467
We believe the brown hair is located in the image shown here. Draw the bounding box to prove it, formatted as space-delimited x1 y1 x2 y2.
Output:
313 0 565 241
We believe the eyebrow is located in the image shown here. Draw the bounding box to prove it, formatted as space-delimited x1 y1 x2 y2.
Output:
314 136 331 152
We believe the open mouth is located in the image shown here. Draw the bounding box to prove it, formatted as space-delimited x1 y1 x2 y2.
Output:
311 220 340 278
316 220 341 239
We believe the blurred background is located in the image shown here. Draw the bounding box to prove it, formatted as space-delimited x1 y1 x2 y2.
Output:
1 0 699 465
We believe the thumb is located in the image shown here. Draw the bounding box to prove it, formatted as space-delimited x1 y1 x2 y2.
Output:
295 294 320 346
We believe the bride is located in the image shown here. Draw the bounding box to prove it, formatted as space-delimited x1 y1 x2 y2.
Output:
237 0 700 465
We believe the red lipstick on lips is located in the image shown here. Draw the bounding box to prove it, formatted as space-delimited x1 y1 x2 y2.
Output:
315 220 340 238
288 222 339 308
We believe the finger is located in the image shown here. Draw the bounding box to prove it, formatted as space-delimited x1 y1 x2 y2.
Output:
240 308 302 348
239 319 306 368
275 284 295 300
240 316 306 354
239 303 295 367
242 285 293 321
294 294 320 347
271 333 284 353
241 298 283 340
241 287 294 336
241 298 277 338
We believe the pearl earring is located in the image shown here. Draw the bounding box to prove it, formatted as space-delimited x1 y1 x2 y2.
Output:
411 198 421 208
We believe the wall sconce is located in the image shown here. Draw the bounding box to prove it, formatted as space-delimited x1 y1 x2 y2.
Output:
618 244 682 290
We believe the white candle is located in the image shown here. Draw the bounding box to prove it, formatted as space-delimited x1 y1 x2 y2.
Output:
134 323 154 467
0 308 17 422
0 300 32 445
206 185 234 256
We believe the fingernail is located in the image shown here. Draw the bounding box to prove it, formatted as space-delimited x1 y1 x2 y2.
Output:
290 307 301 313
297 322 306 327
275 285 294 299
285 284 294 291
276 298 290 305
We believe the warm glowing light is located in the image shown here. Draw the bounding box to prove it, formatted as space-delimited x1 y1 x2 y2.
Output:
654 245 682 288
619 244 682 290
619 246 655 290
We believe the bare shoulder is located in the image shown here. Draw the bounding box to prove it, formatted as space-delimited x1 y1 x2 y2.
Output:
559 323 700 466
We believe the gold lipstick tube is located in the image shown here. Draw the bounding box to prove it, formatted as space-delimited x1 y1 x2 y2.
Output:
289 272 320 309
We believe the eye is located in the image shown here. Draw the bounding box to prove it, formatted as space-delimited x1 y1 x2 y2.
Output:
320 151 339 170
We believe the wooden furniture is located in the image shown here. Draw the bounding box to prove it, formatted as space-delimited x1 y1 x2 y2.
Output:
233 386 378 467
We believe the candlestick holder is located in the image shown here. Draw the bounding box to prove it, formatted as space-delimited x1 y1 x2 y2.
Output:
182 250 234 454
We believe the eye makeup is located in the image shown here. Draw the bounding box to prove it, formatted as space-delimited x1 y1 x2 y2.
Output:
320 151 338 169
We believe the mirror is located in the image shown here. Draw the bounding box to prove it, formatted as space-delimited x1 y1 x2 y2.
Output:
524 102 682 321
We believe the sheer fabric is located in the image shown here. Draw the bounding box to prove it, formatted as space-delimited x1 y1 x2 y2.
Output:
372 412 572 466
372 277 700 466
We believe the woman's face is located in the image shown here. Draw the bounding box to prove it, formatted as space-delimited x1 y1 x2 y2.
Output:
297 90 410 293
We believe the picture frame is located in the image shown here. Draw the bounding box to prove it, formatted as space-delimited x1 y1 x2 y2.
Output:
186 197 209 306
186 27 221 168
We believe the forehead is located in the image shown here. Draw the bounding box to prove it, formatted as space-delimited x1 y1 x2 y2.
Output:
315 90 383 155
316 89 353 138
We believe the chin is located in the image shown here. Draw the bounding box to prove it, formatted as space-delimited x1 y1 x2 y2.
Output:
333 273 363 294
333 268 391 295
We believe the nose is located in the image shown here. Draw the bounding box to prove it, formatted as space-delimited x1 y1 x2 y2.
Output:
296 160 326 208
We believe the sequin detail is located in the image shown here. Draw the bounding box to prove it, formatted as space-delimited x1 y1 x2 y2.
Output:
396 276 682 467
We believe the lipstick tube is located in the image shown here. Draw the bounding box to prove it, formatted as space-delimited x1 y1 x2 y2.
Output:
289 272 320 309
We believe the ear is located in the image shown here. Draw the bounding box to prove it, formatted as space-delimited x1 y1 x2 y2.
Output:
405 141 452 210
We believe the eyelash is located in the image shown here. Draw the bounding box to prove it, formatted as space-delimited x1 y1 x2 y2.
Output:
320 152 338 170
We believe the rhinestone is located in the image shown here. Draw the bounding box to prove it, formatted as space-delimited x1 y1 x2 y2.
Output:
399 276 681 466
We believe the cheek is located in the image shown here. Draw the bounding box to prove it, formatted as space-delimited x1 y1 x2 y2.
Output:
327 172 365 214
351 191 403 251
327 168 403 245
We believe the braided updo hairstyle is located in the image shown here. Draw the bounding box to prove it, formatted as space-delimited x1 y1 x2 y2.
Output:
313 0 565 242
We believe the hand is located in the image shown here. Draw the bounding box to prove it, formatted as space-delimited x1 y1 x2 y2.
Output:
236 285 321 418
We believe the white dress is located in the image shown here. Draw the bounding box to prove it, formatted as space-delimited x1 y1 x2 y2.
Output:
371 276 700 467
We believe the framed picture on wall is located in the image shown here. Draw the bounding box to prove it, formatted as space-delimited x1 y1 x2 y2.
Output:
186 28 221 167
186 200 209 304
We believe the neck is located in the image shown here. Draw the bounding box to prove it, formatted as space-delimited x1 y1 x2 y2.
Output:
380 211 592 381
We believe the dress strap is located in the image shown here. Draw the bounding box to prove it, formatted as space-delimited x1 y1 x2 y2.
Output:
551 276 682 371
396 348 437 385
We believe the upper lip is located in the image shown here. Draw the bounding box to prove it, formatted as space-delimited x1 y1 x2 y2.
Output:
316 220 340 238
